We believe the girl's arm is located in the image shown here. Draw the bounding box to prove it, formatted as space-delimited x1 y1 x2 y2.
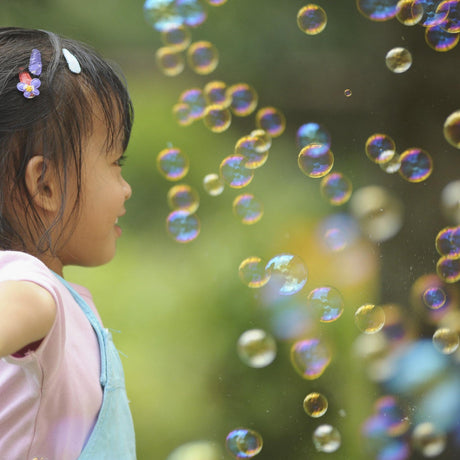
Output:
0 281 56 358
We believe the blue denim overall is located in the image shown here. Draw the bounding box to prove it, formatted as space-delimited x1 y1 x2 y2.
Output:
54 274 136 459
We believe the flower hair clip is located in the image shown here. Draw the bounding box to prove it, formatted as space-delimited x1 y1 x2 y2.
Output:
17 49 42 99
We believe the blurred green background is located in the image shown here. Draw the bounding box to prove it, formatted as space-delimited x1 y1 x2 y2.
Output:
2 0 460 458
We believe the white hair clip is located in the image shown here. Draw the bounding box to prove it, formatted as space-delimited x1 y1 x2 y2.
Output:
62 48 81 74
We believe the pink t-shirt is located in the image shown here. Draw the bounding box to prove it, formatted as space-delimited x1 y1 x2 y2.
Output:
0 250 103 459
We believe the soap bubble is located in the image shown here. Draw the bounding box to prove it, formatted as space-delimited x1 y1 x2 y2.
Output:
296 122 331 151
250 129 272 152
157 147 189 181
365 133 396 164
166 210 200 243
238 256 270 288
255 107 286 138
355 304 386 334
385 47 412 73
206 0 227 5
237 329 277 367
297 4 327 35
233 194 264 225
344 88 352 97
320 172 353 206
166 440 223 460
203 105 231 133
396 0 424 25
161 24 191 51
173 102 193 126
379 154 401 174
432 327 459 354
423 287 447 310
265 253 308 296
176 0 207 28
203 173 224 196
204 80 230 107
435 226 460 257
307 286 344 322
143 0 182 31
415 0 449 27
398 148 433 182
318 213 360 252
443 109 460 148
187 40 219 74
298 144 334 178
357 0 399 21
226 428 263 459
437 0 460 33
179 88 207 120
220 155 254 188
303 392 328 418
155 47 185 76
437 255 460 283
227 83 258 117
167 184 200 213
235 135 269 169
312 425 341 453
425 24 460 52
412 422 447 457
290 338 331 379
441 180 460 224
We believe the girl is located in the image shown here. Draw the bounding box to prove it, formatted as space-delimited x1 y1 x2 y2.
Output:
0 28 136 459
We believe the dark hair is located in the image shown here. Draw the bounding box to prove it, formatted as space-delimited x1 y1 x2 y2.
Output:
0 27 134 254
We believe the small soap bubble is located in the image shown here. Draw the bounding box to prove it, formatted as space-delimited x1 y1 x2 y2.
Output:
187 40 219 75
344 88 352 97
355 304 386 334
320 172 353 206
155 47 185 76
435 226 460 257
307 286 344 322
143 0 182 31
443 110 460 148
255 107 286 138
379 154 401 174
173 102 193 126
290 338 331 379
398 148 433 182
396 0 424 25
227 83 258 117
166 210 200 243
161 24 191 51
296 122 331 151
312 425 341 453
412 422 447 458
167 440 223 460
425 24 460 52
235 135 269 169
365 133 396 164
432 327 459 354
265 254 308 296
237 329 277 367
157 147 189 181
423 287 447 310
298 144 334 178
226 428 263 459
220 155 254 188
167 184 200 213
203 105 231 133
250 129 272 152
303 392 328 418
203 173 224 196
297 4 328 35
176 0 207 28
233 194 264 225
357 0 399 21
385 47 412 73
238 256 270 288
203 80 230 107
179 88 207 120
437 255 460 283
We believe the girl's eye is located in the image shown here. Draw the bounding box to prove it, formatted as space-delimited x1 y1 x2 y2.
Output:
115 154 127 167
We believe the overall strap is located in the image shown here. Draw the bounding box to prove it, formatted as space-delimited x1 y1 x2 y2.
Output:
52 273 108 387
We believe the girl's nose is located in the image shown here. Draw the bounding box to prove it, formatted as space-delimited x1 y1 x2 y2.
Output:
123 178 132 201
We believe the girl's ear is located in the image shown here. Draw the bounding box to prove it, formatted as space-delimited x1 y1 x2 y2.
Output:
25 156 60 213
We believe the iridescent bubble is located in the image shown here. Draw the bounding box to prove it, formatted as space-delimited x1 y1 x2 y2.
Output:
219 155 254 188
297 4 327 35
357 0 400 21
344 88 352 97
380 154 401 174
161 24 191 51
166 210 200 243
155 47 185 76
265 254 308 296
238 256 270 288
179 88 207 120
226 428 263 459
385 47 412 73
167 184 200 213
425 24 460 52
167 440 223 460
298 144 334 178
203 105 231 133
443 110 460 148
435 226 460 257
206 0 227 5
432 327 459 354
303 392 328 418
203 80 230 107
355 304 386 334
437 0 460 33
233 194 264 225
143 0 182 31
312 425 341 453
296 122 331 151
176 0 207 28
227 83 258 117
396 0 424 25
237 329 277 367
307 286 344 322
437 255 460 283
398 148 433 182
365 134 396 164
414 0 448 27
320 172 353 206
235 135 269 169
423 287 447 310
441 180 460 224
173 102 193 126
290 338 331 379
255 107 286 138
157 147 189 180
203 173 224 196
250 129 272 151
187 40 219 75
412 422 447 458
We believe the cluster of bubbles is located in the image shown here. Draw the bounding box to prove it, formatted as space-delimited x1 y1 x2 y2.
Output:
435 225 460 283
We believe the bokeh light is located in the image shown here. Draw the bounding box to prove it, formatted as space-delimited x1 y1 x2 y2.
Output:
312 424 341 453
237 329 277 367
